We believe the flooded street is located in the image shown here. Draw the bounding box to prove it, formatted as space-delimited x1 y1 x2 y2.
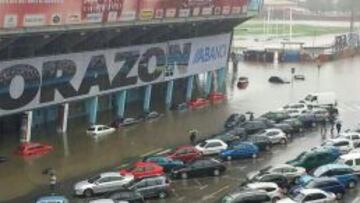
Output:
2 57 360 202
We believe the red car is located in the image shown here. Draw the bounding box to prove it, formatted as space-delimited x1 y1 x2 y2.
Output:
187 98 209 109
166 145 202 163
120 162 164 180
15 142 53 156
208 92 226 103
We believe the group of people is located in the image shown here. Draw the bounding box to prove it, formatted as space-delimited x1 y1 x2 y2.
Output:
319 106 342 138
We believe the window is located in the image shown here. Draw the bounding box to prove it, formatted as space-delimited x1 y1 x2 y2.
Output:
135 180 147 188
335 141 349 147
355 159 360 165
98 177 111 183
345 160 353 166
263 187 276 192
109 176 123 182
246 194 271 202
206 142 222 148
303 193 326 202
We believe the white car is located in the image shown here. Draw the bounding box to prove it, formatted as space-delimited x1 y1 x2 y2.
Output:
278 188 336 203
74 172 134 197
245 182 283 202
195 139 228 155
321 138 354 154
259 129 288 145
337 152 360 173
86 125 116 136
256 164 306 182
338 131 360 146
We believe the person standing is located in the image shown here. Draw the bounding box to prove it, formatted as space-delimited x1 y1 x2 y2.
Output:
320 118 327 138
336 121 342 135
49 172 57 192
189 129 199 145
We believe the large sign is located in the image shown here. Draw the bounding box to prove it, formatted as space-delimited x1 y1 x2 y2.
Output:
0 0 248 29
0 33 231 116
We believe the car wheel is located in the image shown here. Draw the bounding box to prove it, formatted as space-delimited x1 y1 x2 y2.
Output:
272 197 280 203
280 138 287 145
335 192 344 200
83 189 93 197
252 153 258 159
158 191 167 199
226 156 232 161
213 169 220 176
348 180 357 188
181 172 188 179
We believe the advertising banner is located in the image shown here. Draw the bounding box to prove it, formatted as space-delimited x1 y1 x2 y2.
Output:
0 0 248 29
0 33 231 116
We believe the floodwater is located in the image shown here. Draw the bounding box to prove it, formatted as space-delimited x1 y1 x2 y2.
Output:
2 57 360 202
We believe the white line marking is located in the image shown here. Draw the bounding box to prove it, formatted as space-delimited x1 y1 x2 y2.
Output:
194 179 203 187
200 185 209 190
201 185 230 201
140 148 163 157
156 149 172 155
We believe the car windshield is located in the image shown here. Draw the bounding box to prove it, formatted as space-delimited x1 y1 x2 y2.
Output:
87 127 95 131
88 175 101 183
312 167 327 177
220 195 235 203
305 95 313 101
304 180 316 188
292 193 306 201
198 142 207 147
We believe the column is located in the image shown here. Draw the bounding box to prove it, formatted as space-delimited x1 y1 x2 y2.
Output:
186 75 194 102
57 103 69 133
115 90 127 119
204 71 213 95
217 68 226 93
86 97 98 125
143 85 152 113
20 111 33 143
165 80 174 109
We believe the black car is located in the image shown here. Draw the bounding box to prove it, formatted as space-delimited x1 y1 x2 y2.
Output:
281 118 304 133
297 113 317 128
211 131 240 144
246 134 272 151
171 158 226 179
128 176 171 199
246 173 290 190
268 76 290 84
224 113 247 129
238 121 271 135
107 190 145 203
219 189 272 203
261 111 290 123
274 123 295 137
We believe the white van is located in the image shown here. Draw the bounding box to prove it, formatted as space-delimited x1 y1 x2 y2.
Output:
337 153 360 172
300 92 337 107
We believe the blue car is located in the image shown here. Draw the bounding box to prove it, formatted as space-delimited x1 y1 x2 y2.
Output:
219 142 259 161
298 164 358 189
36 195 69 203
290 177 346 200
143 155 183 172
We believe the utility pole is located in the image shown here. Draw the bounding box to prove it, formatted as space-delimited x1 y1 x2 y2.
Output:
350 0 355 33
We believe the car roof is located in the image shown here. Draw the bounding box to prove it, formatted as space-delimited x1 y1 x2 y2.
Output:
246 182 278 189
300 188 326 195
204 139 223 143
138 175 167 182
340 153 360 160
271 164 295 169
100 172 122 178
312 177 340 183
265 128 281 132
315 163 351 173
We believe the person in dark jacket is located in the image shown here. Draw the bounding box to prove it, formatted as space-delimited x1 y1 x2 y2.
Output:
336 121 342 135
189 129 199 145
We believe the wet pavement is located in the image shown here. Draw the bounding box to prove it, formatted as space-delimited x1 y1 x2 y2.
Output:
2 57 360 202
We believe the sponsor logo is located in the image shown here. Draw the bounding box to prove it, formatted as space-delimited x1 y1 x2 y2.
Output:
86 13 103 23
165 9 177 18
192 44 227 64
193 7 201 16
222 6 231 15
155 9 164 19
51 14 62 25
202 7 213 16
107 11 118 22
140 10 154 20
119 11 136 21
3 15 17 28
23 15 45 27
214 7 222 15
66 13 81 24
232 6 241 14
179 9 190 18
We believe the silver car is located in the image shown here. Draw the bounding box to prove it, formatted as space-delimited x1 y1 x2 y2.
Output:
74 172 134 197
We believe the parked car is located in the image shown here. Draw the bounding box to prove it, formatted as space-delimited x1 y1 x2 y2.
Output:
86 125 116 136
243 182 284 202
278 188 336 203
246 172 290 190
219 189 272 203
219 142 259 161
90 190 144 203
73 172 134 197
171 158 226 179
141 111 162 121
238 121 272 135
247 134 273 151
224 113 246 129
273 123 295 138
282 103 309 112
298 164 358 188
249 164 306 184
166 145 202 163
261 111 290 123
15 142 53 156
195 139 228 155
211 131 241 144
337 152 360 172
311 108 329 122
338 131 360 146
297 113 317 128
36 195 69 203
226 127 248 139
269 76 289 84
281 119 304 133
284 109 309 118
120 162 164 180
257 129 288 145
111 117 142 128
287 147 341 172
143 156 183 173
321 138 354 154
300 92 337 107
187 98 209 109
290 177 346 200
128 176 171 199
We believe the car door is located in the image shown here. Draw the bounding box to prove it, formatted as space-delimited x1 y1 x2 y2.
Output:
190 161 208 177
205 142 222 154
93 177 112 193
134 179 150 197
236 144 247 157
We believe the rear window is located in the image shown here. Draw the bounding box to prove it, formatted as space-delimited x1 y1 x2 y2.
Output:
87 127 95 131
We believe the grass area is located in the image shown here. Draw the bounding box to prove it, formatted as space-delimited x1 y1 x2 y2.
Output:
234 22 349 38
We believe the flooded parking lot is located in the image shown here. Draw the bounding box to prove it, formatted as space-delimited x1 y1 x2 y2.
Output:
2 57 360 202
